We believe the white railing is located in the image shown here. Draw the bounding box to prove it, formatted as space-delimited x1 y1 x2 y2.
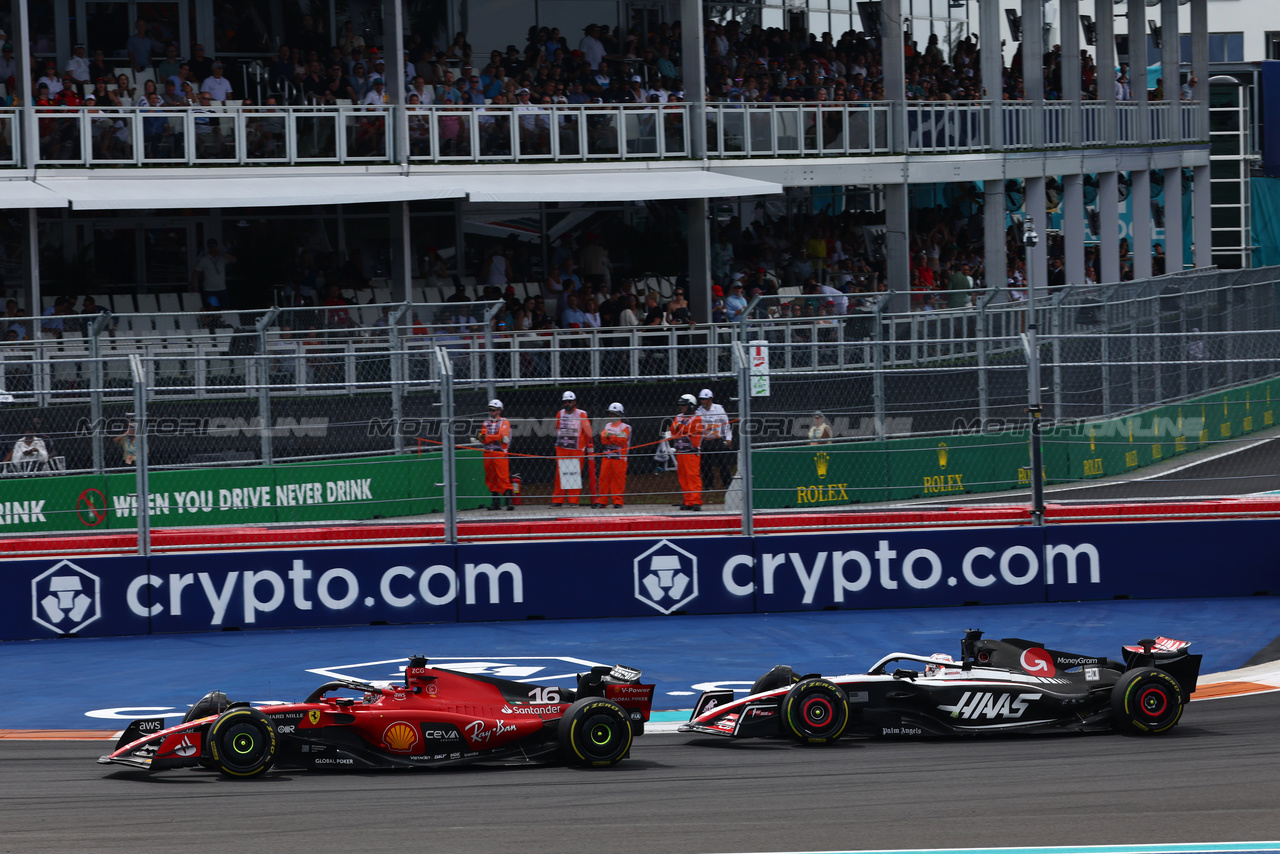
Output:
705 102 893 157
0 100 1209 169
406 103 689 162
903 101 986 153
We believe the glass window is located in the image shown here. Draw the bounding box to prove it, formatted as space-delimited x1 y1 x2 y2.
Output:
1208 33 1244 63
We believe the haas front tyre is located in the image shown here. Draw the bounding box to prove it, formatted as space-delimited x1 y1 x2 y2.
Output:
208 706 278 778
782 678 850 745
1112 668 1184 734
558 697 633 767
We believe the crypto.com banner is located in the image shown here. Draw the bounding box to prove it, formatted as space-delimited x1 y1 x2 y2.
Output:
4 520 1278 640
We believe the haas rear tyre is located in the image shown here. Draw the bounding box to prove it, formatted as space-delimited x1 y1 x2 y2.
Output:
782 678 850 745
558 697 633 767
208 706 278 778
1111 668 1184 734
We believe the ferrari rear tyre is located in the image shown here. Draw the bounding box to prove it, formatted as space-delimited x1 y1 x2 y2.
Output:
208 706 278 778
782 679 850 745
1111 668 1184 734
558 697 633 767
750 664 799 696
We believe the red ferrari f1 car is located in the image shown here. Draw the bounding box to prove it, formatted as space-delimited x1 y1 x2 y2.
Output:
681 630 1202 743
99 655 655 777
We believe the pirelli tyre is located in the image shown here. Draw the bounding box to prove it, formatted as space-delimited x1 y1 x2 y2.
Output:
208 706 278 778
782 678 851 745
558 697 633 767
1111 668 1185 735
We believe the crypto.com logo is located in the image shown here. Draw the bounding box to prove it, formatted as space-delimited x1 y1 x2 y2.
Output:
634 540 698 615
32 560 101 634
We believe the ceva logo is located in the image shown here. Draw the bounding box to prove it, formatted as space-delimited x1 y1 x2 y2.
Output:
634 540 698 615
32 560 101 634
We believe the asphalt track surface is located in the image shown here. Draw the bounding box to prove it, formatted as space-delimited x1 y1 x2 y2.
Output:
2 691 1277 854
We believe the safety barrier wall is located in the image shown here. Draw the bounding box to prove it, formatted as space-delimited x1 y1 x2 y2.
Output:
750 376 1280 509
0 449 485 534
6 517 1277 640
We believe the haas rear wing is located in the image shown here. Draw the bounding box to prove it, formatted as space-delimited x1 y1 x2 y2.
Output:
1122 637 1202 699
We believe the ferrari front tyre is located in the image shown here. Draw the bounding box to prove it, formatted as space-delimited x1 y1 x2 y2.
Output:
208 706 278 778
1111 668 1184 735
558 697 633 767
782 679 850 745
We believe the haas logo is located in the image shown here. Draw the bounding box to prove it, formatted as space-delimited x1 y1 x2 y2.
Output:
1020 648 1056 677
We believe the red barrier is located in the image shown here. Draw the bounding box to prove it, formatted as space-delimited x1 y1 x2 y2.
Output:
3 500 1278 558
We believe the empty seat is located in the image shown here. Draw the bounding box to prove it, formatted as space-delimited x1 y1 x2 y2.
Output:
180 292 202 312
157 293 181 313
135 294 160 315
110 294 136 314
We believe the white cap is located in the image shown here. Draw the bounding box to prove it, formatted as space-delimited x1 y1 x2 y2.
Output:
608 402 624 414
488 399 503 410
698 388 713 399
562 390 576 401
680 393 697 406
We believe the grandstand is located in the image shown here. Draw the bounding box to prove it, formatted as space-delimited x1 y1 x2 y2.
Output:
5 0 1280 539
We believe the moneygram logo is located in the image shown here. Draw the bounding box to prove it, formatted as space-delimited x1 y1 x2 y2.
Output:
1020 648 1056 677
634 540 698 615
32 560 101 634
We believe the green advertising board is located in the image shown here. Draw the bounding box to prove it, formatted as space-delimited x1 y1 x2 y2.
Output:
0 449 485 535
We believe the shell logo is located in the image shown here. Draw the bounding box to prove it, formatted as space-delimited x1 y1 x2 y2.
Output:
383 722 419 753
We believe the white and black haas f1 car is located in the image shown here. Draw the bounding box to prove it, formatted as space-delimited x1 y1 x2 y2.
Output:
680 630 1202 744
99 656 655 778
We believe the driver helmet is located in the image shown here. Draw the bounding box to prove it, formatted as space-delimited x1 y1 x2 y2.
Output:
925 652 955 677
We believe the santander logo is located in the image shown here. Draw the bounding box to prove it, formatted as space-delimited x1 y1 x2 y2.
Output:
1020 648 1056 677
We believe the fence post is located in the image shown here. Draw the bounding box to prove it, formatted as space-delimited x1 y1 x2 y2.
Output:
88 312 112 474
483 300 503 400
435 345 457 545
128 354 151 556
255 308 279 465
388 302 412 455
733 340 753 537
872 297 887 439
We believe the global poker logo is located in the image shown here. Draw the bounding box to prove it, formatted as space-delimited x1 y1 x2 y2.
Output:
32 560 101 634
634 540 698 615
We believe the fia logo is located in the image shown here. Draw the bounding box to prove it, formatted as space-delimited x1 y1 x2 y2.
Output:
31 560 101 634
633 540 698 615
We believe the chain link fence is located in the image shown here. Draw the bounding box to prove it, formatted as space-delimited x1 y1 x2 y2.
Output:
3 267 1280 549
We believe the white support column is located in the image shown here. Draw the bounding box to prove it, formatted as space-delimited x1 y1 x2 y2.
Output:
980 0 1003 148
391 201 413 303
1022 0 1045 148
15 0 36 173
1096 0 1117 143
1131 169 1153 279
882 0 907 153
1190 0 1209 140
1160 0 1180 143
680 0 707 158
26 208 40 341
688 198 712 320
1193 164 1212 267
383 0 408 164
1099 170 1121 283
1163 167 1183 273
1025 175 1048 296
1061 0 1082 147
1063 173 1086 284
885 183 911 313
1127 0 1149 144
984 179 1007 297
